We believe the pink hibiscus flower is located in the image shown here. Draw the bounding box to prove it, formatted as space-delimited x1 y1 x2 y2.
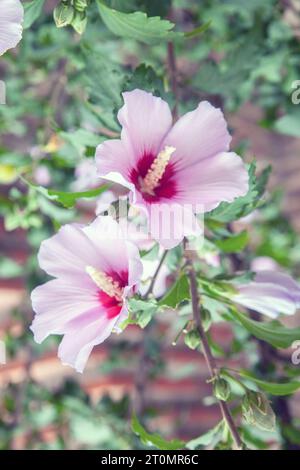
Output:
30 216 143 372
0 0 23 56
233 271 300 318
95 89 249 248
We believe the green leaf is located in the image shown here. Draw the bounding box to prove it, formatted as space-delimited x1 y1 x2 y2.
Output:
274 110 300 138
123 64 171 104
96 1 181 44
194 38 259 99
215 230 249 253
131 414 184 450
159 274 190 308
37 196 76 223
127 299 158 328
59 130 104 152
186 421 225 449
200 278 238 299
83 53 124 131
214 271 255 285
231 309 300 349
43 186 109 208
238 370 300 396
206 162 271 224
24 0 46 29
22 178 110 209
184 21 212 39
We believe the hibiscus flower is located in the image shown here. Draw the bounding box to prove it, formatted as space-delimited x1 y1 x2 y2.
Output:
233 271 300 318
0 0 23 56
95 89 249 248
31 216 143 372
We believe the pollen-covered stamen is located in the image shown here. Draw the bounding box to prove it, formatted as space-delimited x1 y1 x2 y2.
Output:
86 266 123 301
139 146 176 195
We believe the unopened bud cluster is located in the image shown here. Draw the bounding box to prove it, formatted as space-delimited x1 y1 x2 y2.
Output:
54 0 89 34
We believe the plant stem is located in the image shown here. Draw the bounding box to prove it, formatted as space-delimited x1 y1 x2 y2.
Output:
142 250 168 299
186 256 243 450
167 34 242 450
135 249 168 418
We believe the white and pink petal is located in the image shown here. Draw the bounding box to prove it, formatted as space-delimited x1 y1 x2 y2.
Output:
58 313 117 373
163 101 231 171
30 279 100 342
0 0 23 56
118 89 173 159
174 152 249 212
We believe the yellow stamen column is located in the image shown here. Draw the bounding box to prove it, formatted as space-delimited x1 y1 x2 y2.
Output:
139 146 176 196
86 266 123 301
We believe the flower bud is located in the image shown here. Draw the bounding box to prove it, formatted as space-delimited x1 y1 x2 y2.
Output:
74 0 88 12
242 390 276 431
213 377 231 401
54 3 74 28
202 308 212 332
184 329 201 350
71 11 87 35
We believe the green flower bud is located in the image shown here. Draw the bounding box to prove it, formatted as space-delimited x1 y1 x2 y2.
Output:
184 329 201 350
54 3 74 28
74 0 88 12
242 390 276 432
202 308 212 332
71 11 87 35
213 377 231 401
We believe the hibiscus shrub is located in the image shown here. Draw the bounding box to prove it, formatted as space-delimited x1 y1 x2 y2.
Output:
1 0 300 451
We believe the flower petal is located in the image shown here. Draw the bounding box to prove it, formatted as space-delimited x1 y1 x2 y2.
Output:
0 0 23 56
163 101 231 171
125 240 144 288
58 314 117 373
234 282 297 318
82 216 143 284
30 279 100 342
37 223 105 281
118 89 173 157
148 203 202 249
95 137 135 189
95 90 173 192
174 152 249 212
254 271 300 305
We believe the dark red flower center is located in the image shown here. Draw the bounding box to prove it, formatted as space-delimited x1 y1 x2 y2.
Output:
97 270 129 320
129 150 177 203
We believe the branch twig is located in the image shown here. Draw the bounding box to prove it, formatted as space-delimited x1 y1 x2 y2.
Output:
186 255 243 450
142 250 168 300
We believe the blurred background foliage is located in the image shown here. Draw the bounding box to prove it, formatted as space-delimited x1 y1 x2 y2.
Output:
1 0 300 450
